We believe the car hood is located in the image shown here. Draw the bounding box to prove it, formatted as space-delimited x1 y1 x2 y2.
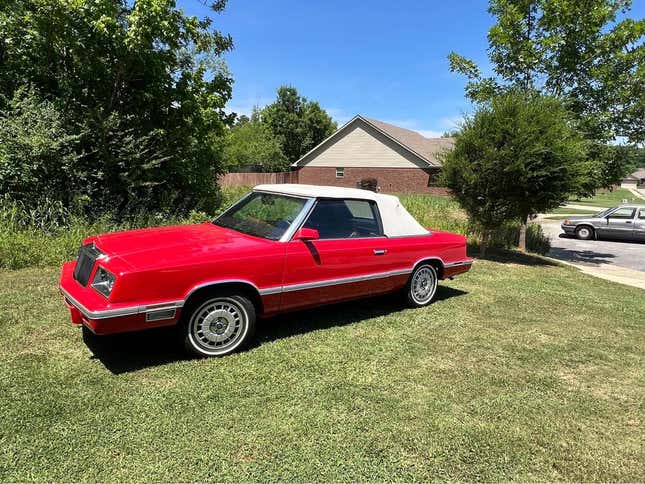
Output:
565 215 600 222
91 223 271 271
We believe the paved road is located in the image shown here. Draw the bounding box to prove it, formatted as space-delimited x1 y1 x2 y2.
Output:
539 219 645 273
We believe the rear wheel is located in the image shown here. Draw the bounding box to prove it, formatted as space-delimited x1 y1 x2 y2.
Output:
575 225 594 240
182 294 256 357
405 263 438 307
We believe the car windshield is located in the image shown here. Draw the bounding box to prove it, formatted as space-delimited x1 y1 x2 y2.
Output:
594 207 614 218
213 192 308 240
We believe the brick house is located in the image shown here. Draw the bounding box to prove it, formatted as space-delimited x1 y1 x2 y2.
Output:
291 115 454 194
621 168 645 188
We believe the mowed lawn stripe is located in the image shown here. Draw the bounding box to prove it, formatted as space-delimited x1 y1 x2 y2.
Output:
0 258 643 481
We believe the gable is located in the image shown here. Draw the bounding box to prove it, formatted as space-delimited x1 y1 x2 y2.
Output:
297 119 430 169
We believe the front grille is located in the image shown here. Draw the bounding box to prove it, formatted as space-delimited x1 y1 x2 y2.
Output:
73 244 103 286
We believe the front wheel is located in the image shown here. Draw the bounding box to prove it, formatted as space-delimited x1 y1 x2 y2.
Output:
182 294 256 357
575 225 594 240
405 264 438 307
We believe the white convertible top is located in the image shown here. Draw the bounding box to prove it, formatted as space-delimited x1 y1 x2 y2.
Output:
254 184 429 237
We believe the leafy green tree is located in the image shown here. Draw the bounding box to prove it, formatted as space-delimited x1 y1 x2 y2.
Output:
441 91 590 253
261 86 337 163
0 0 233 216
0 88 80 206
448 0 644 184
224 119 289 172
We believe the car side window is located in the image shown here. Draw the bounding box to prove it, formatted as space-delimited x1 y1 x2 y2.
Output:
302 199 383 239
609 207 635 219
639 210 645 220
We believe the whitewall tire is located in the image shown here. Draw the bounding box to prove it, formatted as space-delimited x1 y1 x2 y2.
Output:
182 294 256 357
406 264 438 307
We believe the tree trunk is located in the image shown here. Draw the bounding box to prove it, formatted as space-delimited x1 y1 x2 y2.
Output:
518 214 529 252
480 229 490 257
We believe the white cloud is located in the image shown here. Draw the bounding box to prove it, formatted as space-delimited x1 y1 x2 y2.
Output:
380 116 463 138
438 115 463 129
323 107 353 126
380 119 419 129
225 96 273 117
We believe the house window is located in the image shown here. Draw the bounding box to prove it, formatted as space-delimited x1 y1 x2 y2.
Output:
335 167 344 178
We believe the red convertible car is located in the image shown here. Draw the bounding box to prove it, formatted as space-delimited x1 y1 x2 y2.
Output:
60 184 472 357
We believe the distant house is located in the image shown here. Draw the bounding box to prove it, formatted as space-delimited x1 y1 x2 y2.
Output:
291 115 454 194
621 168 645 188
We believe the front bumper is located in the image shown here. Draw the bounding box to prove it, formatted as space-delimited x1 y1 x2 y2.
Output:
59 261 182 335
561 223 576 235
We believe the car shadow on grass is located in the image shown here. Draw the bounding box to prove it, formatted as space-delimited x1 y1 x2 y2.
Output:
83 285 468 375
468 247 560 267
253 286 467 347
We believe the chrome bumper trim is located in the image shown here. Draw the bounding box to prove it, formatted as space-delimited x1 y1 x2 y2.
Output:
60 286 183 320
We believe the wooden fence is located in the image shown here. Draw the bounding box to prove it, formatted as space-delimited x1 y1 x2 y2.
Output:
218 171 299 187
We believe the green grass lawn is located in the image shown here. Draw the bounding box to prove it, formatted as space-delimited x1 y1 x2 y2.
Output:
1 256 643 481
550 207 599 215
568 188 640 208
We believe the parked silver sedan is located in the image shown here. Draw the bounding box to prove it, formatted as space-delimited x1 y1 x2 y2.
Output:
561 205 645 241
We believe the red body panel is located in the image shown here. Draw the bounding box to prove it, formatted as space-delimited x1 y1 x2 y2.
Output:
59 221 471 335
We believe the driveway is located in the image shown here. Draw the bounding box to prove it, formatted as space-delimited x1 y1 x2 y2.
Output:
539 219 645 272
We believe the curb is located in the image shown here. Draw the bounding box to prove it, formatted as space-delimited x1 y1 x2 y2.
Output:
543 256 645 291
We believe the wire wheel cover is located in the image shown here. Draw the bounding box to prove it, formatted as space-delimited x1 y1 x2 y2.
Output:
411 266 436 303
190 299 246 351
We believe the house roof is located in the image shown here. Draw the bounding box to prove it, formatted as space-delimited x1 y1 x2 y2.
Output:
291 115 454 168
630 168 645 179
362 117 454 165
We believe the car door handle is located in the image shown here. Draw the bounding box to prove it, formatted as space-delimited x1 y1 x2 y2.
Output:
373 249 387 255
626 221 632 224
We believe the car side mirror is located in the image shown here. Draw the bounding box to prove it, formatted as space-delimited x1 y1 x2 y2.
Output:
293 227 319 241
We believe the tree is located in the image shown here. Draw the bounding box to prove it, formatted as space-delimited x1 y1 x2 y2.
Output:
224 119 289 172
441 91 589 253
448 0 644 184
0 0 234 216
0 88 80 206
261 86 337 163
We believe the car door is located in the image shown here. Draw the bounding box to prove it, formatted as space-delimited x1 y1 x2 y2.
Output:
634 208 645 241
280 198 400 312
598 207 636 240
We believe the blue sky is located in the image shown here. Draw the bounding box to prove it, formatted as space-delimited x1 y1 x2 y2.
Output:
178 0 643 138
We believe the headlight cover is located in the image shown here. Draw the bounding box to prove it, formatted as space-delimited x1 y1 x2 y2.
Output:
91 266 116 297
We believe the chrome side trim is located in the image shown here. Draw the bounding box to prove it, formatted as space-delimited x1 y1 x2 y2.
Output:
444 260 473 268
184 279 265 299
279 268 413 293
411 256 446 268
259 286 282 296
